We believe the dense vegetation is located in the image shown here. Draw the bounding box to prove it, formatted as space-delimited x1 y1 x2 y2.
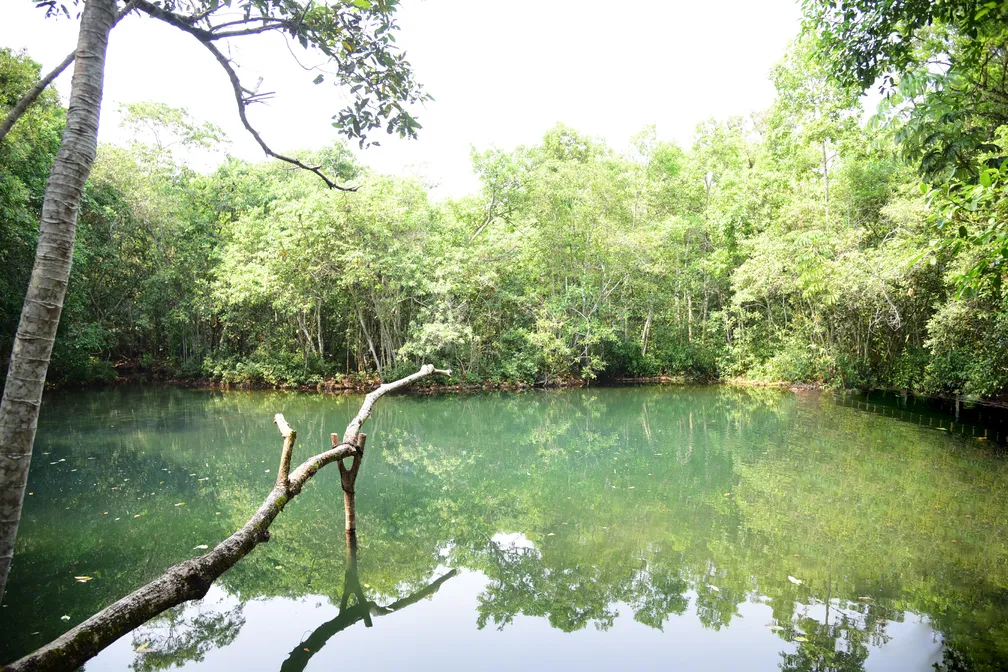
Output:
2 1 1006 397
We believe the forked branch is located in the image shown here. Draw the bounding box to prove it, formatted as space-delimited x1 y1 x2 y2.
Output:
3 365 450 672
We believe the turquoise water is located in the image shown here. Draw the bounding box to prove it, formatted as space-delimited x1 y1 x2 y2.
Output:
2 385 1007 671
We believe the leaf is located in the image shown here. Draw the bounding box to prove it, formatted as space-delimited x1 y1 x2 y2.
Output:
312 74 324 85
60 615 70 621
787 575 803 585
135 641 150 652
193 544 209 550
74 576 93 583
794 636 808 642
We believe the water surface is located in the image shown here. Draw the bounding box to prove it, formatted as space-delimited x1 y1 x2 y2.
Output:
2 385 1007 671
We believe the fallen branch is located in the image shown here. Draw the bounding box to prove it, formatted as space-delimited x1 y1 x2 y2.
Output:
3 364 450 672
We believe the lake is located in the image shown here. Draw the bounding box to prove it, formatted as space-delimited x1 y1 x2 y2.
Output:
2 385 1007 671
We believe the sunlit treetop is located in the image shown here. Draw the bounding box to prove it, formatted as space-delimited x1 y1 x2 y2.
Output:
802 0 1005 91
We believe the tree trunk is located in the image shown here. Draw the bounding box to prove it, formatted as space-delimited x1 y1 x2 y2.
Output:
4 364 450 672
337 434 366 532
640 304 652 357
356 303 381 374
0 0 118 603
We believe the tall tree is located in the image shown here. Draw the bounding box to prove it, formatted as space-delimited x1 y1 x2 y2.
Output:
0 0 118 605
0 0 427 602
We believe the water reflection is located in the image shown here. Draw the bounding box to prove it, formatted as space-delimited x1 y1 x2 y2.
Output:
2 386 1007 670
279 531 456 672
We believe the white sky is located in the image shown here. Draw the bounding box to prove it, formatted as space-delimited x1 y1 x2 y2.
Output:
1 0 802 198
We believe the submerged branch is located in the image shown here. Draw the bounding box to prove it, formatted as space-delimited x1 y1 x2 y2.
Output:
3 365 450 672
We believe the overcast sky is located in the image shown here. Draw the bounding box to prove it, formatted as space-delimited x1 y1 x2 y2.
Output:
1 0 802 197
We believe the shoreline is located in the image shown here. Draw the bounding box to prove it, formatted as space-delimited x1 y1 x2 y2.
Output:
32 368 1008 409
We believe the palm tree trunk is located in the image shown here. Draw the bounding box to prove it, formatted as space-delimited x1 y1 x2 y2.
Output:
0 0 118 602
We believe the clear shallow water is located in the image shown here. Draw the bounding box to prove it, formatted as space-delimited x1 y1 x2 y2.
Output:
2 385 1007 671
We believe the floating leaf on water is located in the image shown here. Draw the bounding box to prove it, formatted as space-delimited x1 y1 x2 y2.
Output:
133 514 141 519
60 615 70 621
788 576 803 585
303 648 310 652
175 503 184 507
28 492 33 496
858 596 872 601
74 576 93 583
794 636 808 642
135 642 150 652
547 532 556 536
275 565 282 570
193 544 209 550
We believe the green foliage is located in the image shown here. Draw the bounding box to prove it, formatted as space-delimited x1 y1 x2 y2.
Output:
0 48 64 368
4 15 1008 397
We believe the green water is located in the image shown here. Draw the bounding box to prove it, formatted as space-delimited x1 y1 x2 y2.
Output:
2 385 1008 671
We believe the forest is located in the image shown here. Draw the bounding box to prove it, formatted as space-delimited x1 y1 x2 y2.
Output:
3 1 1008 671
2 3 1007 399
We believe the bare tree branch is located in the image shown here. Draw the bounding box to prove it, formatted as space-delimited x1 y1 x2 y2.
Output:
0 52 73 145
198 38 357 191
0 1 137 145
4 365 450 672
130 0 356 191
